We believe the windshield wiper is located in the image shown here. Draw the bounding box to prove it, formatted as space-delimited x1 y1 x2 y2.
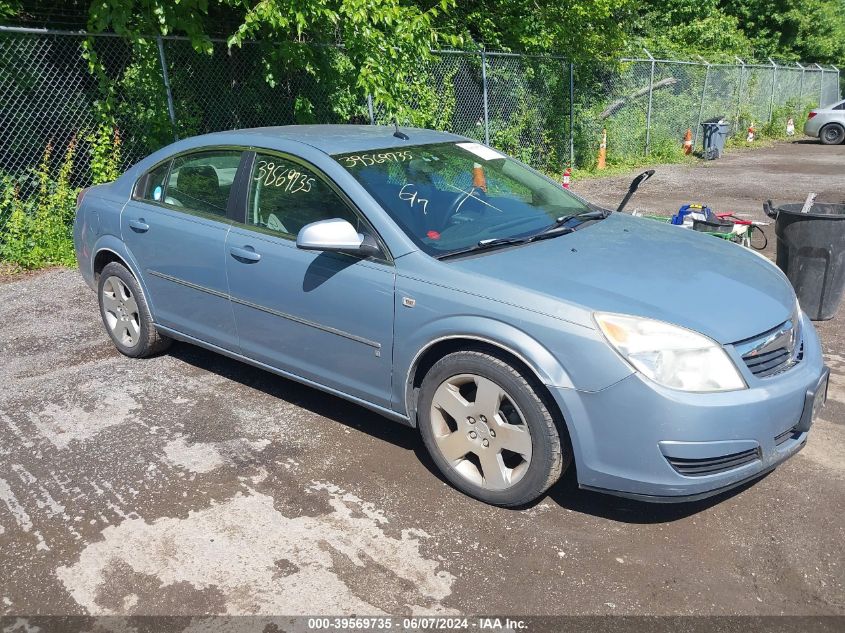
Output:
436 237 529 260
539 209 610 235
436 210 610 260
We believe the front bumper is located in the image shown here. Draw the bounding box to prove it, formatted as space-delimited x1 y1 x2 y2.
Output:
551 313 828 502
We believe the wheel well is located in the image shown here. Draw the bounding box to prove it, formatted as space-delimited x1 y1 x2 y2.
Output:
407 338 570 440
93 250 129 281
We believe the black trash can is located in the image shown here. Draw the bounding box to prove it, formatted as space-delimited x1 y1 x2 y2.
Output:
764 200 845 320
701 118 730 159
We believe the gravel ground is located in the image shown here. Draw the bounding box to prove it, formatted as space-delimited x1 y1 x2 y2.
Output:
0 140 843 622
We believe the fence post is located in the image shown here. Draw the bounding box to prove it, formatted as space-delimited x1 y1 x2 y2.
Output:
815 63 825 105
693 61 710 148
569 61 575 168
156 36 178 141
367 94 375 125
643 48 655 156
767 58 777 122
833 65 842 100
480 48 490 145
796 62 805 107
734 57 746 134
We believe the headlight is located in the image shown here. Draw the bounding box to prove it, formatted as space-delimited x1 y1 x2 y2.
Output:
594 312 746 392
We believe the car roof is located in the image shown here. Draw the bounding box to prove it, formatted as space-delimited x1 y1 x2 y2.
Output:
225 124 469 154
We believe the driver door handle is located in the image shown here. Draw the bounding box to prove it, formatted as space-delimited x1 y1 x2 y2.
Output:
229 245 261 263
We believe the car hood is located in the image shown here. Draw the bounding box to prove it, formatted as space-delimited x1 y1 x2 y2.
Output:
447 213 796 344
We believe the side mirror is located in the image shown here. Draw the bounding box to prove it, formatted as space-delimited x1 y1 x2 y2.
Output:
296 218 381 258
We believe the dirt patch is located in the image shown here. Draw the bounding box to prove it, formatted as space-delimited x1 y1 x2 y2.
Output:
0 263 66 284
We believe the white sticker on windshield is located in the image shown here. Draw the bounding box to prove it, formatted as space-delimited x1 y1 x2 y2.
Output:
456 142 505 161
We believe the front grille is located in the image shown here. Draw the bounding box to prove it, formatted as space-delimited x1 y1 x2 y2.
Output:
666 448 760 477
744 348 791 376
737 317 802 378
774 425 802 446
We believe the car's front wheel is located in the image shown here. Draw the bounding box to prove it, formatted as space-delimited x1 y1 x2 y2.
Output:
820 123 845 145
417 350 570 506
98 262 171 358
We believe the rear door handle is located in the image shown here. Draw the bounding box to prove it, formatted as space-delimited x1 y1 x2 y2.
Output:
128 218 149 233
229 245 261 263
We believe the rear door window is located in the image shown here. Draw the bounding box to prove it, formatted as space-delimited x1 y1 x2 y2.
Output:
164 151 242 218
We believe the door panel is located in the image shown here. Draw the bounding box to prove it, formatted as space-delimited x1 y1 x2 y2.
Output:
121 149 243 350
225 228 395 407
122 202 236 349
225 151 395 407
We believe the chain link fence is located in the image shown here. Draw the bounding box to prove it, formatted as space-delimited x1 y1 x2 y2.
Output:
585 56 841 165
0 26 842 234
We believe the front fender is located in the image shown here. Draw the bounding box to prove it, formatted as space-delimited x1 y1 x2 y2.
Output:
394 314 574 422
392 274 635 420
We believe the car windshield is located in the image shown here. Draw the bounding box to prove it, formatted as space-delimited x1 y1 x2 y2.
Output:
334 142 591 257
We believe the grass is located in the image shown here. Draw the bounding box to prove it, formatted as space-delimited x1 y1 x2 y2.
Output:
573 152 696 180
572 129 813 183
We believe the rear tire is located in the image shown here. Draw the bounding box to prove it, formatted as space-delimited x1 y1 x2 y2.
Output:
98 262 171 358
819 123 845 145
417 350 570 507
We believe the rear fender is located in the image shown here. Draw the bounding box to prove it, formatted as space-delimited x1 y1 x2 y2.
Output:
91 236 157 317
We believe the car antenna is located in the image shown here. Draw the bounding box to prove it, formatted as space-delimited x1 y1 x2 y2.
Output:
393 118 409 141
616 170 655 213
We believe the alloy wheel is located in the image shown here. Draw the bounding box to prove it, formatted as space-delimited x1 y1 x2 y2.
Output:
429 373 533 490
101 275 141 347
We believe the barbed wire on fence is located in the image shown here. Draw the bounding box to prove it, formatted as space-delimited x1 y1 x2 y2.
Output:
0 26 842 233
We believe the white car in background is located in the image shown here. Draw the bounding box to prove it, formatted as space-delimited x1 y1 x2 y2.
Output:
804 99 845 144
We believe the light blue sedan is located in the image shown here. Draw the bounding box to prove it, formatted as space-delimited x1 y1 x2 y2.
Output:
74 125 829 506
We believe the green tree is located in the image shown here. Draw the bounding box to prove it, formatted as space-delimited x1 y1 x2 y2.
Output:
722 0 845 63
431 0 635 62
634 0 845 63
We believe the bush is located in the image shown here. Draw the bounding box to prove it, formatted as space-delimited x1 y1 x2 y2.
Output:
0 140 79 269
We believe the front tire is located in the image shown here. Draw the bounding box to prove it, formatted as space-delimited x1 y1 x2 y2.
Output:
820 123 845 145
417 350 570 506
98 262 171 358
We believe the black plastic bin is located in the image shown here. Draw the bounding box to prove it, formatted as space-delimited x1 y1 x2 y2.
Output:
701 119 730 159
764 201 845 320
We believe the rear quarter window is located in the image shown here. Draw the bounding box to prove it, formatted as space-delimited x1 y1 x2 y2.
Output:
134 161 171 201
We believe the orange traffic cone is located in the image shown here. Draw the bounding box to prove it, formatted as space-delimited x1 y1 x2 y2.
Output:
471 162 487 192
562 167 571 189
597 128 607 170
747 123 755 142
683 128 693 154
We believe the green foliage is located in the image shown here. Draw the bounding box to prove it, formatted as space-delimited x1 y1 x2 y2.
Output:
723 0 845 64
226 0 462 120
0 0 17 20
0 141 78 269
88 124 123 184
636 0 845 65
113 39 175 155
88 0 217 52
433 0 635 63
490 95 561 172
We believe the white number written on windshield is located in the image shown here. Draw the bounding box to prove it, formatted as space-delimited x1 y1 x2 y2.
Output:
343 151 413 167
